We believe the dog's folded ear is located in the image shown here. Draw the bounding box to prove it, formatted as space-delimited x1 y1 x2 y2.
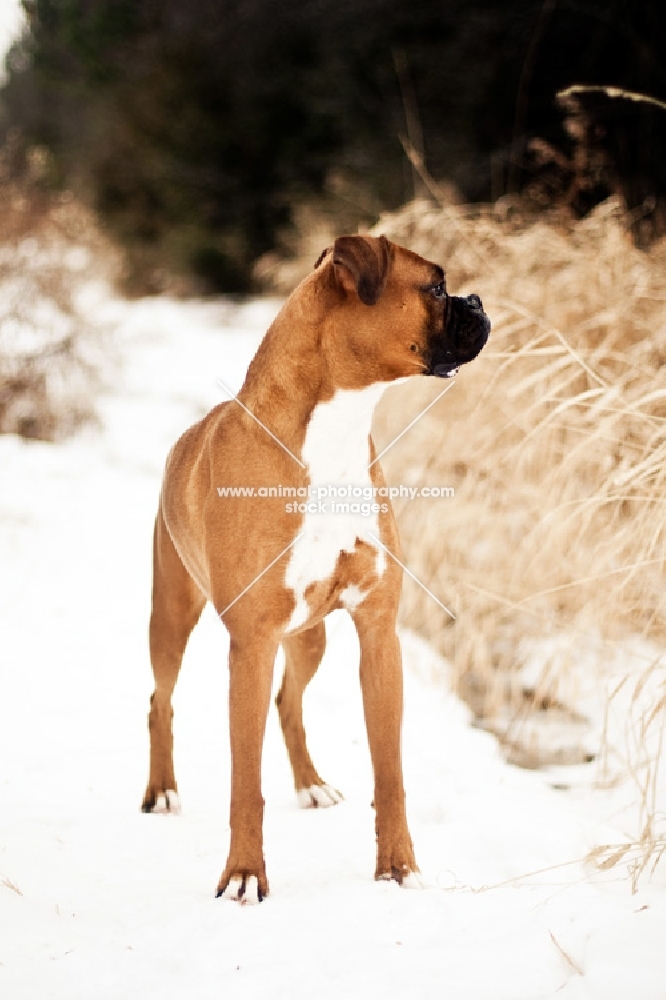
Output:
331 235 392 306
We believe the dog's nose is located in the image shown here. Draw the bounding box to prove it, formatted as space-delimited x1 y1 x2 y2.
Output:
466 294 483 311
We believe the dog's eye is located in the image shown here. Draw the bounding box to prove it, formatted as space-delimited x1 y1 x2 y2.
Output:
430 281 447 299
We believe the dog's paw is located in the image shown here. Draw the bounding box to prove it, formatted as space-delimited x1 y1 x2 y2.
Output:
296 783 344 809
216 873 266 904
377 869 426 889
141 788 181 814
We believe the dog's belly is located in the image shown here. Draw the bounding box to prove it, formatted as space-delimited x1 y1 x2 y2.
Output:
284 384 389 631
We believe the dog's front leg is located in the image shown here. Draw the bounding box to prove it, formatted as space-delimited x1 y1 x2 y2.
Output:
353 604 419 884
216 631 278 903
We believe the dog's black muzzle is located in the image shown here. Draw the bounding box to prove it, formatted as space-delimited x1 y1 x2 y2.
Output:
427 293 491 378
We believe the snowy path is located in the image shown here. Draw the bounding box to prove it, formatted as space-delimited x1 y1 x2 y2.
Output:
1 296 665 999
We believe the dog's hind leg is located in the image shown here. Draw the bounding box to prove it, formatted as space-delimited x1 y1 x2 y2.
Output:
142 508 205 814
277 621 343 808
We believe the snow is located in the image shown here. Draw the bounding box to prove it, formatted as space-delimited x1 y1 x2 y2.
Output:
1 293 665 999
0 1 24 82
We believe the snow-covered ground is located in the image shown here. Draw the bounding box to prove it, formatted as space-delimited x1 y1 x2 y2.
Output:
1 294 665 1000
0 1 23 83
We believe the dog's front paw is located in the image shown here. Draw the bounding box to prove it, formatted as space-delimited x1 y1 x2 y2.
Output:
375 835 420 886
296 783 344 808
141 787 181 814
216 866 268 904
377 868 425 889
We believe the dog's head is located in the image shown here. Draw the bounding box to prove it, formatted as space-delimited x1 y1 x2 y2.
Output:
314 234 490 383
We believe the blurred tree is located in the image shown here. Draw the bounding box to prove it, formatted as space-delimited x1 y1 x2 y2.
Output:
1 0 664 291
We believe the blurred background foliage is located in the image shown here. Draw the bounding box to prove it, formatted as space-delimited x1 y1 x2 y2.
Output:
0 0 664 293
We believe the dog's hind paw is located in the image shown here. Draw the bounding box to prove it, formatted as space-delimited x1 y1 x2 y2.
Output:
296 783 344 809
141 788 181 814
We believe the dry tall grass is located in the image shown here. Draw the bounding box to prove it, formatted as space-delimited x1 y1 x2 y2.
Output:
369 194 665 716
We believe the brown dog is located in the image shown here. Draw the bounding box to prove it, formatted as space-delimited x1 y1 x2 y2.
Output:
142 235 490 902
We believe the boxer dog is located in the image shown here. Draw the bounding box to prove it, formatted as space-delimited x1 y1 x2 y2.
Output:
142 235 490 902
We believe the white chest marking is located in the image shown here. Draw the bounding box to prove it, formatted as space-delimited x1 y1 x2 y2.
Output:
284 384 390 631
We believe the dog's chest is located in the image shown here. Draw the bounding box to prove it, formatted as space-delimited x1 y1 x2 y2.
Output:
284 384 388 630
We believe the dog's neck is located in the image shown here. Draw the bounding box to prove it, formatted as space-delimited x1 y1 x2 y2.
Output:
239 287 392 462
302 381 389 484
